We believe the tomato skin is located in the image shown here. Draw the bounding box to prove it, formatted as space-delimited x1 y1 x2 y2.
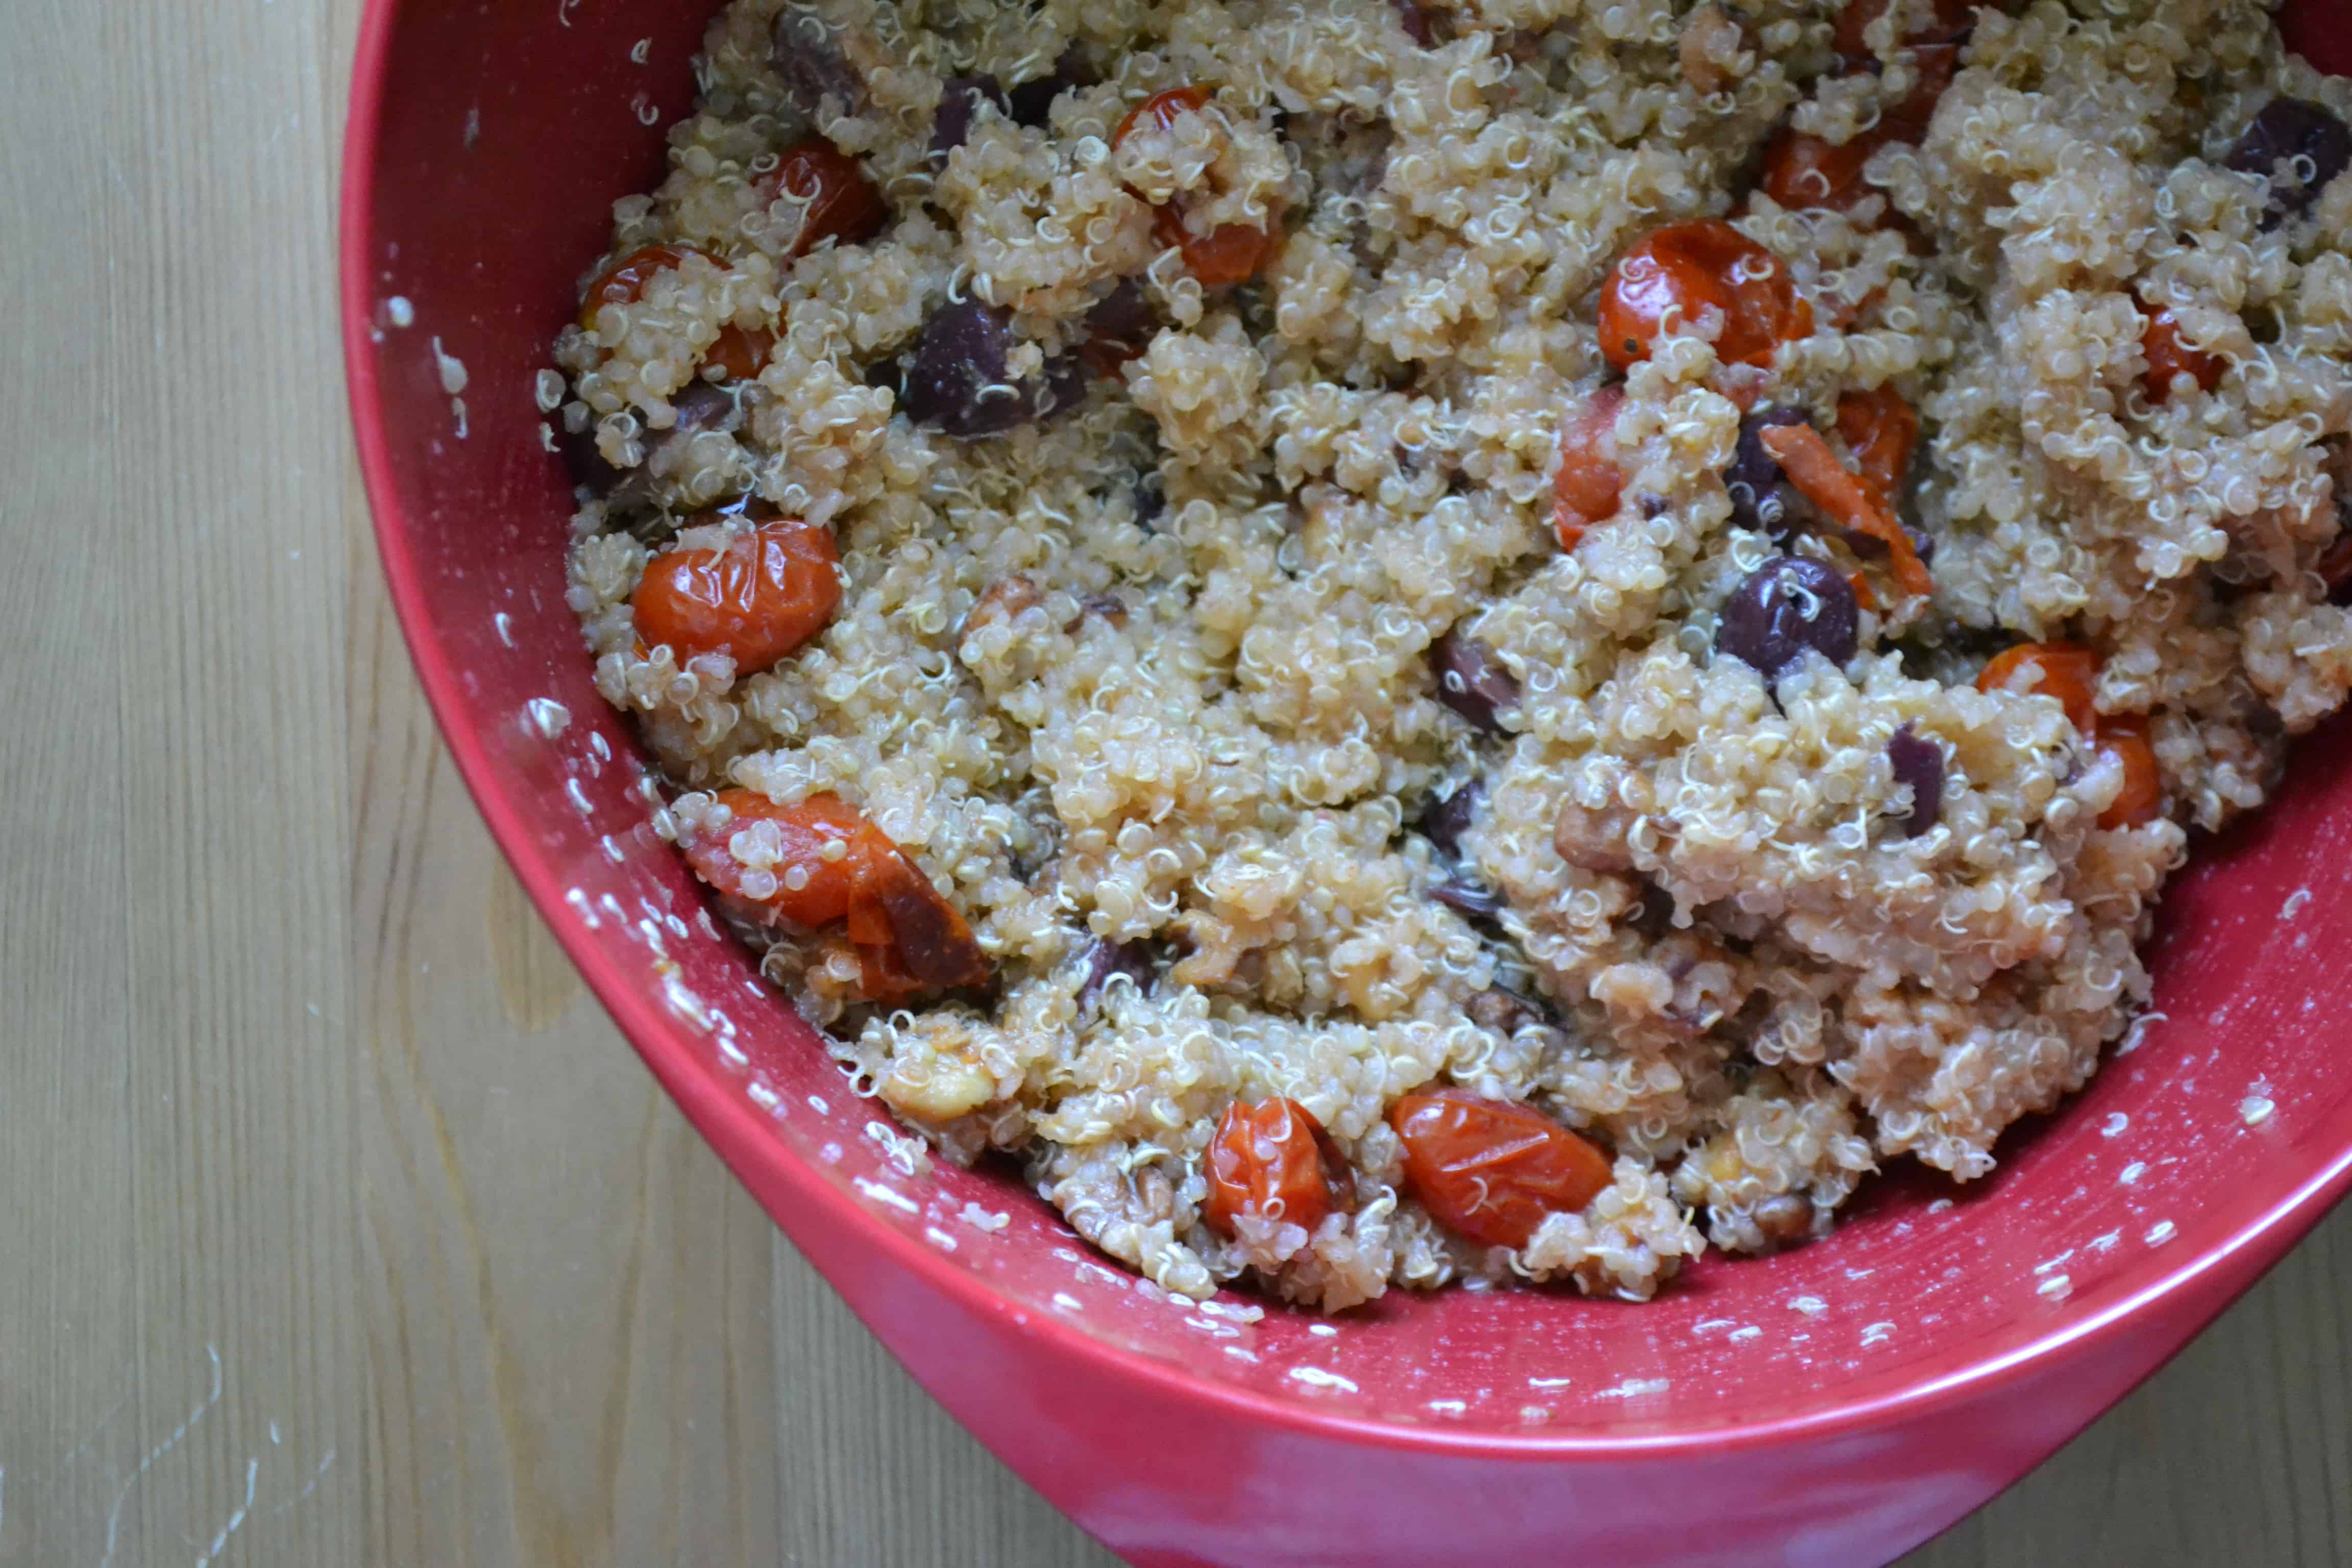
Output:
688 790 992 998
687 790 870 926
1202 1099 1354 1238
759 140 889 258
1976 642 2098 733
1599 220 1812 372
632 518 842 675
1835 386 1919 502
1388 1089 1613 1249
2141 306 2224 403
1552 386 1625 550
1114 85 1211 149
2092 714 2163 829
1758 129 1879 213
703 324 775 382
581 243 720 330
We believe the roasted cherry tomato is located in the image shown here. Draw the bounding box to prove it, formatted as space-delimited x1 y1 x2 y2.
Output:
1113 84 1211 148
632 518 842 674
1552 386 1626 550
580 242 720 330
1835 386 1919 503
1388 1088 1612 1249
1757 421 1933 597
1202 1098 1355 1237
703 324 776 382
1758 129 1880 213
758 139 890 259
580 243 778 382
2141 305 2224 403
1599 220 1813 372
688 790 992 998
1976 642 2099 733
1151 202 1279 287
2092 714 2163 829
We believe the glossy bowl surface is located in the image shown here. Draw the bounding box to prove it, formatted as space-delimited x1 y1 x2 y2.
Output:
342 7 2352 1562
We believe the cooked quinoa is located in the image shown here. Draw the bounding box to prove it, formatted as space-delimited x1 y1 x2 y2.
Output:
551 0 2352 1309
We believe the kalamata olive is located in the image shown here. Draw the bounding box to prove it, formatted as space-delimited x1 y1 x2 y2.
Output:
902 300 1035 437
1431 631 1519 732
1726 407 1808 537
1077 281 1158 376
558 419 623 495
608 382 739 510
1431 878 1504 918
1133 471 1166 530
1076 937 1154 1011
2226 96 2350 223
1393 0 1436 45
1886 723 1943 837
1466 988 1553 1036
930 75 1009 162
771 10 865 118
1716 556 1858 678
1416 780 1483 860
1008 48 1091 126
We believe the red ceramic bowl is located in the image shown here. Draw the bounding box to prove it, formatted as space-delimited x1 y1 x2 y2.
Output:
342 8 2352 1563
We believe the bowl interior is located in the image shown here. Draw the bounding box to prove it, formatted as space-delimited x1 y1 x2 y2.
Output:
346 0 2352 1444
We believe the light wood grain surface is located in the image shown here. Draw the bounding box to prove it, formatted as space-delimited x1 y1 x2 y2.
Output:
1 0 2346 1563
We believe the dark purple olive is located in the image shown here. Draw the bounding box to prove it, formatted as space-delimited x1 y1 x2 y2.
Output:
1886 723 1943 837
2226 96 2350 223
902 300 1035 437
1393 0 1436 45
607 382 739 509
1726 407 1808 537
1082 280 1157 367
1431 877 1504 918
558 420 622 495
1133 471 1166 530
1008 48 1093 126
771 11 865 119
930 75 1009 163
1431 631 1520 732
1716 556 1858 679
1075 937 1154 1011
1417 780 1483 860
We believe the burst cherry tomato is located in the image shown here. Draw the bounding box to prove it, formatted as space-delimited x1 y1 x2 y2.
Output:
688 790 992 998
1757 421 1933 597
580 243 719 330
1552 386 1625 550
1835 386 1919 502
1758 129 1879 213
1976 642 2098 732
1202 1099 1355 1237
703 324 775 382
1113 85 1211 148
2092 714 2163 828
1150 203 1278 287
580 243 779 382
1599 220 1813 372
758 139 889 259
1388 1088 1612 1249
2141 305 2224 403
632 518 842 674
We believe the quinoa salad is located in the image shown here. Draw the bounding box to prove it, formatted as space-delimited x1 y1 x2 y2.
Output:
549 0 2352 1310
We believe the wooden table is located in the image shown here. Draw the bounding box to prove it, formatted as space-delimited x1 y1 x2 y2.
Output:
3 0 2347 1561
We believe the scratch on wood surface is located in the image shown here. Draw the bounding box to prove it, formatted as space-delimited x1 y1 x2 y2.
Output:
100 1345 222 1567
192 1457 258 1567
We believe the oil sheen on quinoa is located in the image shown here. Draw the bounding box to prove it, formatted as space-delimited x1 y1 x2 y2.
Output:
553 0 2352 1310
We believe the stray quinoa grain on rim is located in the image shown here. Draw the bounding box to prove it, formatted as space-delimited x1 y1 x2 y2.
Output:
548 0 2352 1310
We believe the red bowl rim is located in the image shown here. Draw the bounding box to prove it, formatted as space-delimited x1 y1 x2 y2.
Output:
338 0 2352 1465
